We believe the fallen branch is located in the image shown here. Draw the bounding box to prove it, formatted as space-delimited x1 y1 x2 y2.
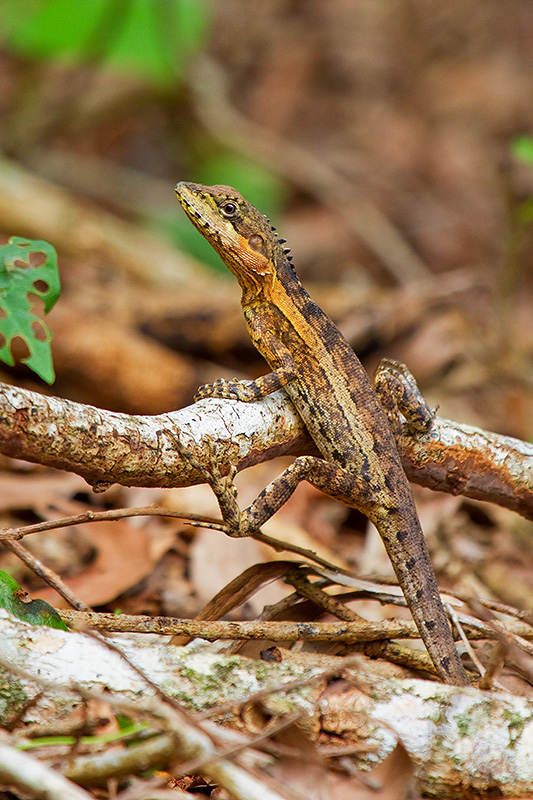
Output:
58 608 533 644
0 741 93 800
1 611 533 798
0 381 531 518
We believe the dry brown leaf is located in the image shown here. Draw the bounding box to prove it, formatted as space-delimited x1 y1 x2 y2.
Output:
0 471 87 514
197 561 299 621
264 722 330 800
330 744 415 800
35 519 153 608
267 723 415 800
190 527 291 613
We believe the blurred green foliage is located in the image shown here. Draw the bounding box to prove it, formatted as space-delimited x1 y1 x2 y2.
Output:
0 0 209 85
0 237 60 384
510 134 533 225
511 134 533 168
0 0 286 272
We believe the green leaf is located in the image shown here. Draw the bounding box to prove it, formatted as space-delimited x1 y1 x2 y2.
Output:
511 135 533 167
0 569 67 631
0 0 211 86
0 237 61 384
19 720 149 749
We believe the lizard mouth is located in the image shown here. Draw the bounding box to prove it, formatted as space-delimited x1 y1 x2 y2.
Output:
175 182 246 264
175 183 212 232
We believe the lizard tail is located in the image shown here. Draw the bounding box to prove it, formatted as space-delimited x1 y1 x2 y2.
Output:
376 511 470 686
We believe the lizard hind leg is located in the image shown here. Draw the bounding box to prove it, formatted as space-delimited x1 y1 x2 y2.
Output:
170 432 245 536
242 453 469 685
374 358 435 439
241 455 380 535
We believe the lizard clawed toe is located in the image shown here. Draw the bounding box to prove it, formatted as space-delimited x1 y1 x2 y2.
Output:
170 432 247 537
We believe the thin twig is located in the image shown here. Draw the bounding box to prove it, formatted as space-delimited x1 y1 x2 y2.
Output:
2 539 90 611
0 505 345 573
284 569 365 622
0 506 225 540
446 602 484 678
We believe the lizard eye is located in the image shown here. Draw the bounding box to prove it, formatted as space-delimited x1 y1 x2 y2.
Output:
221 201 238 217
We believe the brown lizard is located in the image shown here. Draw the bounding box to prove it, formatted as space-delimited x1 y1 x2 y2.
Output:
175 181 469 686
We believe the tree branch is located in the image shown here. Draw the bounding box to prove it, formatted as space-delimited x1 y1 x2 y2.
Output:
0 381 531 518
57 608 533 645
1 611 533 798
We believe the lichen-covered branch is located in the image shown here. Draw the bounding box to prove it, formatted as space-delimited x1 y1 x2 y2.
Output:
1 611 533 798
0 383 307 491
0 381 532 518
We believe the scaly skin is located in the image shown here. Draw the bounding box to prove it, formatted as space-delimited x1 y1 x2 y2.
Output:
175 181 469 686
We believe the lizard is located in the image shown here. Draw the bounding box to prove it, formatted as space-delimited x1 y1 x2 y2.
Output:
175 181 469 686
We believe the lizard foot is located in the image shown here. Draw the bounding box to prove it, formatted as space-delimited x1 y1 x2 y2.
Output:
195 378 266 402
374 358 435 435
170 432 247 537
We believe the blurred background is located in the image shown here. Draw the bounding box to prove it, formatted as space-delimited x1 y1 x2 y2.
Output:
0 1 533 619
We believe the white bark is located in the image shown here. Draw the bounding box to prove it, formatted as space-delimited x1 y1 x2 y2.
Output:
0 740 93 800
0 610 532 797
1 381 532 521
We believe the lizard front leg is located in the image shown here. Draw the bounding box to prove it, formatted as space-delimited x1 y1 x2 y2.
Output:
195 369 295 403
192 337 300 537
196 331 297 403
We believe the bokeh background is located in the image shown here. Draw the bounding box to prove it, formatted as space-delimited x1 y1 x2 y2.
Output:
1 0 533 428
0 2 533 635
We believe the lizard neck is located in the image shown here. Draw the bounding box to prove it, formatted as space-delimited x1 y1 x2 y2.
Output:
240 251 300 308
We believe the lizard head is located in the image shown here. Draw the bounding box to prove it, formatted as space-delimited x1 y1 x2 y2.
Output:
175 182 288 298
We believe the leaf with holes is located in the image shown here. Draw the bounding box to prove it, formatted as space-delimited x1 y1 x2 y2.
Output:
0 237 61 384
